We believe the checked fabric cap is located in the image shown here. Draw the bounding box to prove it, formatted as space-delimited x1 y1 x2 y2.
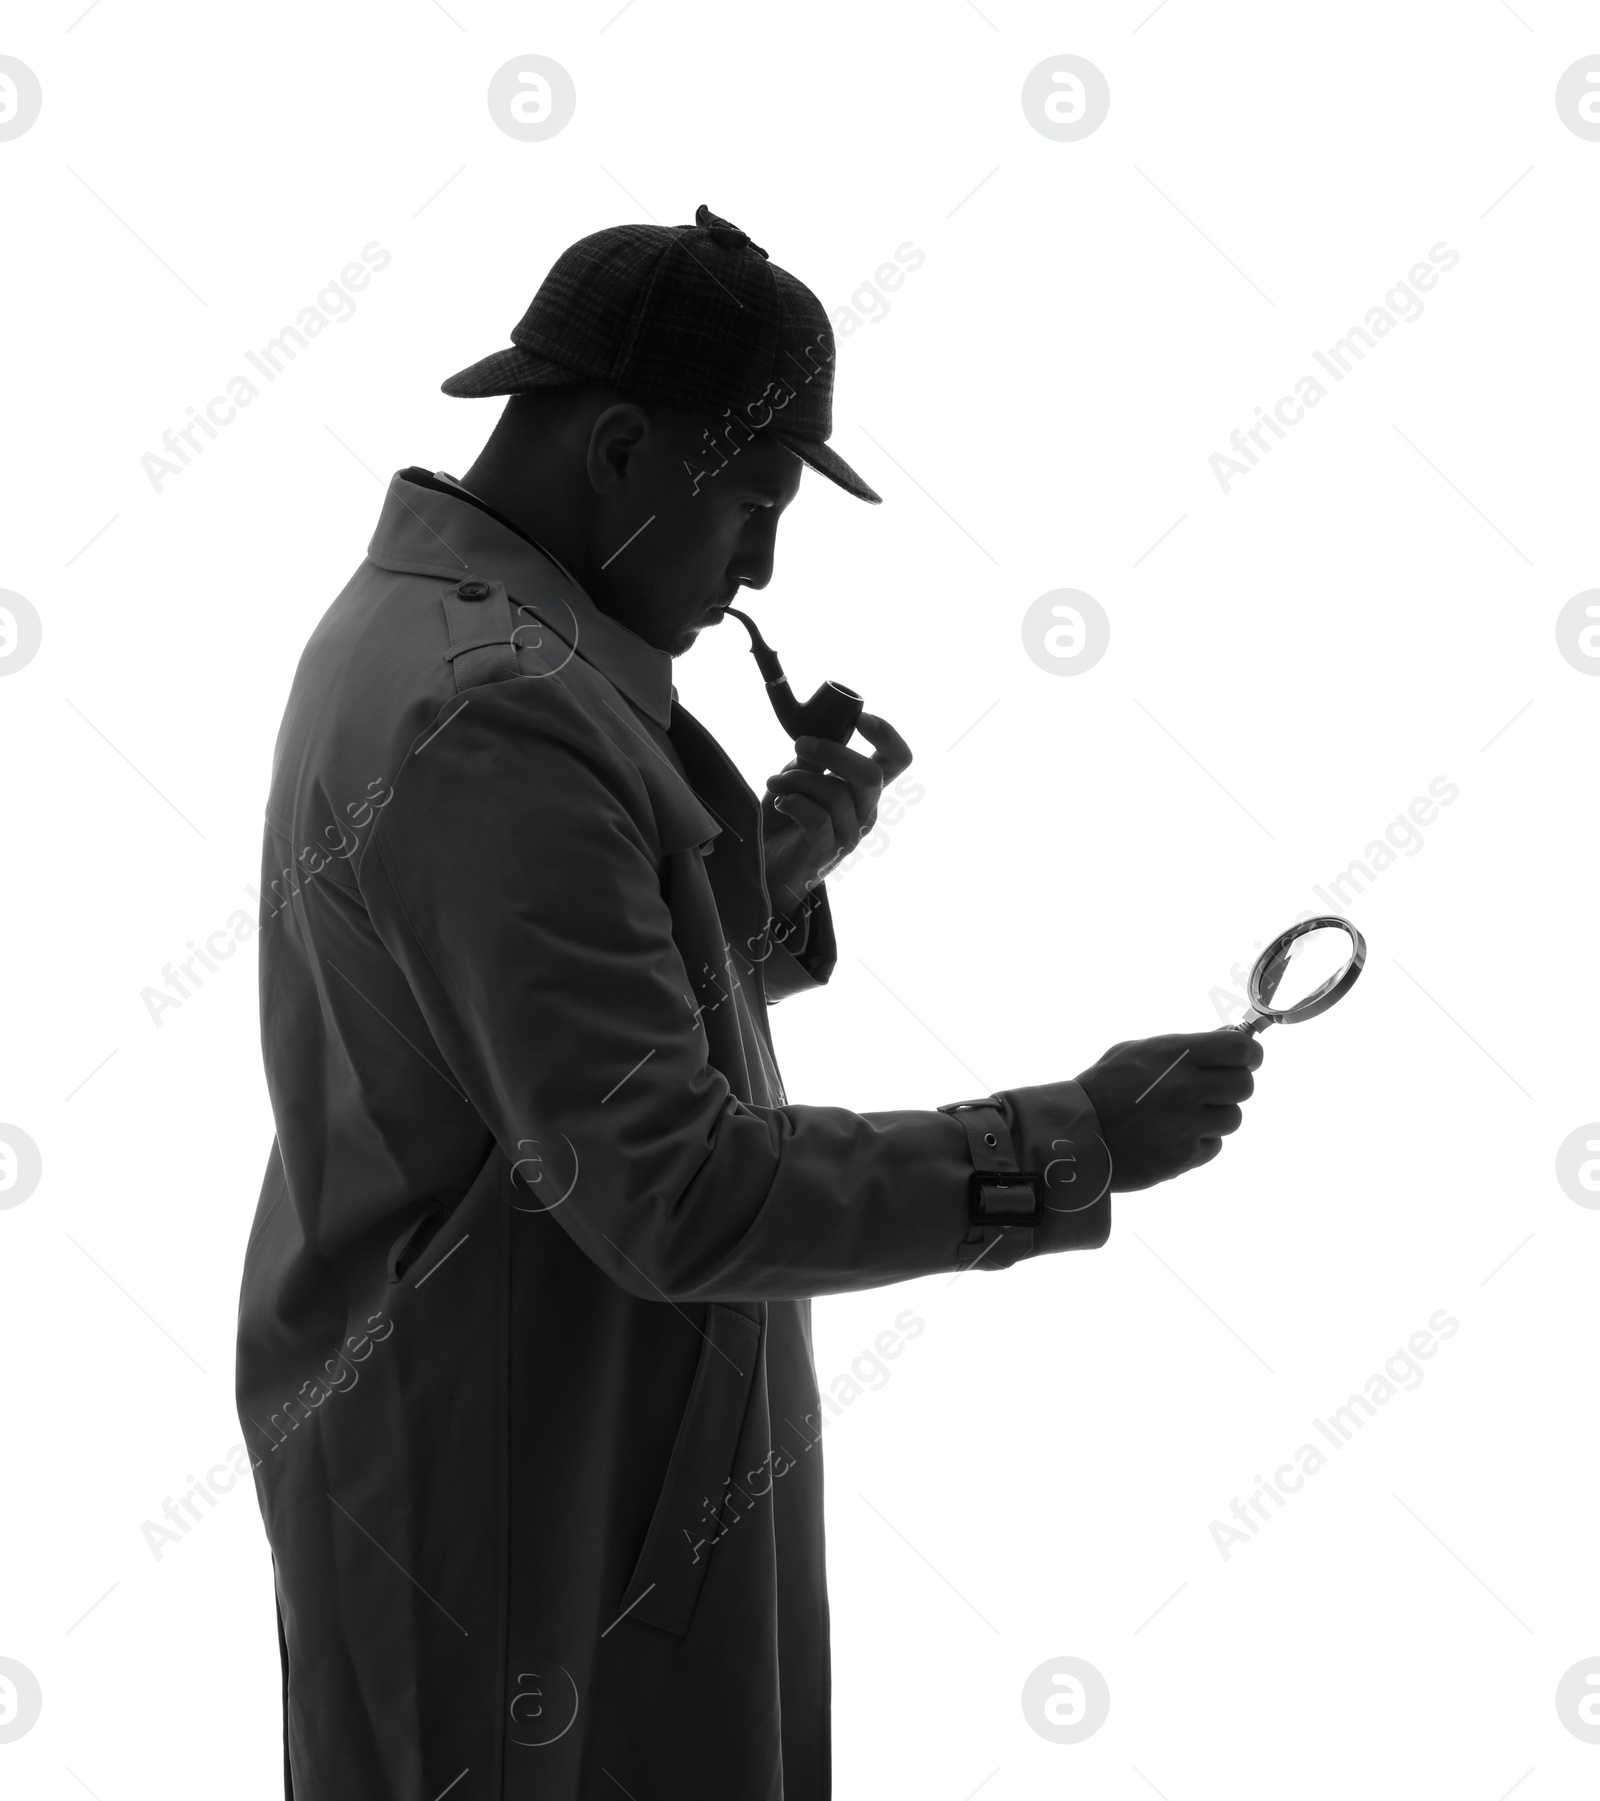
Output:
441 204 881 504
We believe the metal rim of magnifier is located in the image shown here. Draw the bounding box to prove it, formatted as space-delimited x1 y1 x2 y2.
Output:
1241 915 1367 1033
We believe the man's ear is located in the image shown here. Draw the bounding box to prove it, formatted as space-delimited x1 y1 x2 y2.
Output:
585 403 653 496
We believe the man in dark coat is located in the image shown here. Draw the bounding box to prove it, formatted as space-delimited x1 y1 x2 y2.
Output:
236 205 1263 1799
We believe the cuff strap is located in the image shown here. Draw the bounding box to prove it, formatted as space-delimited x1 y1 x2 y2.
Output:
938 1098 1037 1271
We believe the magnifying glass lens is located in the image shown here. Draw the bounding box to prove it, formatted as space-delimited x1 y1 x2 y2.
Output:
1255 924 1355 1015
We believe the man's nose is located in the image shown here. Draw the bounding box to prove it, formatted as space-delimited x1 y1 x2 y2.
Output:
729 551 774 592
728 507 782 592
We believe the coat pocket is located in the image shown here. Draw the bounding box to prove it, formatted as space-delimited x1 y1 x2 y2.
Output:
386 1199 450 1284
615 1304 761 1638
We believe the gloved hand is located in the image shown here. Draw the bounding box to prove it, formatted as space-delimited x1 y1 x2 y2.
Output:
762 713 912 910
1075 1030 1264 1192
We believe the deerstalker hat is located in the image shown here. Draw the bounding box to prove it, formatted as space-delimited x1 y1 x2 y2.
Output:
441 204 881 504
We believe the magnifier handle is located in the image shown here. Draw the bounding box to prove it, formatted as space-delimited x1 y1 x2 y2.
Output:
1227 1014 1272 1037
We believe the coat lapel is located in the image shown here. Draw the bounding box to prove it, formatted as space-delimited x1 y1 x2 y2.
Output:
667 701 771 960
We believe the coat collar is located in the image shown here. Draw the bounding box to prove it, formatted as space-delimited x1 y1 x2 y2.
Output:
367 468 676 730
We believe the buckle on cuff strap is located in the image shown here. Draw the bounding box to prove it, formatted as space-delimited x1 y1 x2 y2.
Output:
968 1171 1045 1228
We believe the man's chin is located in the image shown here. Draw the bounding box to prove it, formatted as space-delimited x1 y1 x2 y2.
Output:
677 606 729 653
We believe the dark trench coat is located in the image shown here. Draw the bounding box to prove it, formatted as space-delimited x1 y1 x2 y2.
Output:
235 469 1112 1799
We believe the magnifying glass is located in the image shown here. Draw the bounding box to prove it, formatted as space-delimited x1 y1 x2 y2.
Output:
1229 915 1367 1036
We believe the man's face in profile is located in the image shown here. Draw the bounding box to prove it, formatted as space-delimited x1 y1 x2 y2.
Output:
596 421 805 657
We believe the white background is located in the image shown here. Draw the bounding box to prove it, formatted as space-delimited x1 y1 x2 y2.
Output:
2 1 1597 1796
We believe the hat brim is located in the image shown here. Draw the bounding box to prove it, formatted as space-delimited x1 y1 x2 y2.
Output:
441 348 882 505
440 345 590 399
769 430 882 505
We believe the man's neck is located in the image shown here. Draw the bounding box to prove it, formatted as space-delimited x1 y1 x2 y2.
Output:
414 468 584 590
458 447 598 595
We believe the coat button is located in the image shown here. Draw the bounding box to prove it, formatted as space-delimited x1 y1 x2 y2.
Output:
456 580 490 601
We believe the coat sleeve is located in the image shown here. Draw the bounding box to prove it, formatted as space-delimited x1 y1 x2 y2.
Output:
760 878 838 1002
362 679 1109 1303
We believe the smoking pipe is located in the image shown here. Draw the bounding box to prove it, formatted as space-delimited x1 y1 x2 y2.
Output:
724 607 863 773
